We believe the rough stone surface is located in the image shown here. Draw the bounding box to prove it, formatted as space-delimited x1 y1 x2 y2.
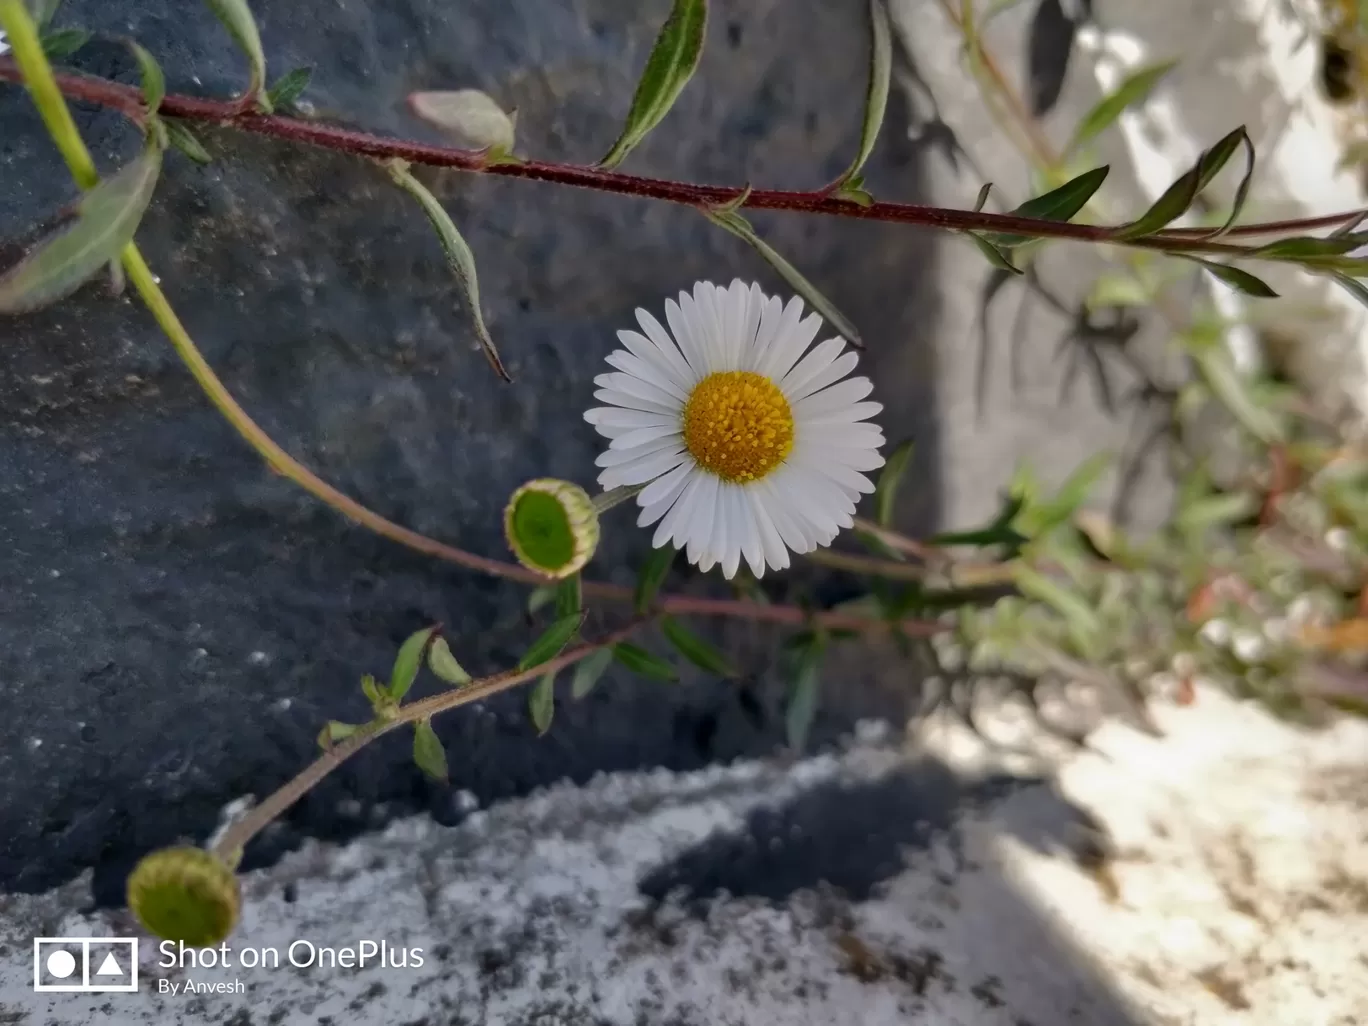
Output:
0 0 1170 906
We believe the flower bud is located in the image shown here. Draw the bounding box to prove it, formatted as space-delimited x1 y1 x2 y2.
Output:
504 479 599 578
126 846 240 947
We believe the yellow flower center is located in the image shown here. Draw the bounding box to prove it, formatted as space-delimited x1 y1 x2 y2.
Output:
682 370 795 483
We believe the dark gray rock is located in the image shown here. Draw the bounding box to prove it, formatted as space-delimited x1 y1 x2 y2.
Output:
0 0 947 899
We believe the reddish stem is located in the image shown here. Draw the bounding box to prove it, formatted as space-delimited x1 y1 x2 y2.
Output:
2 60 1360 252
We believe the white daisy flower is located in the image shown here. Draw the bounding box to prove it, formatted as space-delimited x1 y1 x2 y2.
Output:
585 279 886 579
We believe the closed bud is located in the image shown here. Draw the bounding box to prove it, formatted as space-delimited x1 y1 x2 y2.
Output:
504 479 599 579
126 846 240 947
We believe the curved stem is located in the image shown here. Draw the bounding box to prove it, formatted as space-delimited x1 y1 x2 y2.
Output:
211 618 649 861
0 59 1360 250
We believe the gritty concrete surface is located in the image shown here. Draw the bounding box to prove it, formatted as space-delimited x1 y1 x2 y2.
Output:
1 691 1364 1025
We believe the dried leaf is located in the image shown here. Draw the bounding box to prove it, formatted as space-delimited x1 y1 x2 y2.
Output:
409 89 516 155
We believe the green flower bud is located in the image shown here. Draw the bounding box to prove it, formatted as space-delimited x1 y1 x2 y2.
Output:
504 479 599 579
126 847 240 947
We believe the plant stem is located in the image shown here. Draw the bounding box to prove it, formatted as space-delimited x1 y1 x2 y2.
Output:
210 619 649 861
0 59 1360 250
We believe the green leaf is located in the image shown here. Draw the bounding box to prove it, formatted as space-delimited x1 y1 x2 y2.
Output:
1190 344 1285 444
634 543 677 612
599 0 708 169
1176 492 1258 533
1112 127 1248 240
519 613 585 672
1190 258 1277 298
661 616 735 677
317 720 359 750
529 672 556 735
39 26 89 59
204 0 269 107
613 642 678 681
527 585 557 615
1086 270 1151 308
386 160 511 382
1066 60 1177 157
266 66 313 111
412 718 448 781
360 674 384 709
427 636 472 686
1028 452 1111 536
555 574 582 618
162 119 213 164
389 625 437 701
785 636 824 752
704 207 862 347
25 0 63 27
1329 270 1368 309
982 166 1109 248
833 0 891 190
968 232 1023 273
875 438 915 528
571 646 614 700
127 40 165 114
1012 565 1103 640
0 139 162 314
1253 236 1362 259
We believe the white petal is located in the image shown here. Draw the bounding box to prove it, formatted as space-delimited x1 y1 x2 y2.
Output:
634 309 696 387
666 295 708 376
734 485 765 578
600 448 688 489
761 308 823 383
800 444 886 473
743 294 787 372
790 455 877 495
596 437 681 468
597 370 685 410
617 330 691 394
754 297 806 379
809 422 886 447
784 348 859 402
779 338 844 398
722 280 749 370
800 400 884 425
637 461 693 524
609 425 681 450
793 377 874 416
749 489 789 573
605 350 688 400
756 477 812 554
585 407 677 430
686 473 721 568
714 486 737 579
740 283 765 364
692 282 726 369
593 388 677 417
655 470 706 549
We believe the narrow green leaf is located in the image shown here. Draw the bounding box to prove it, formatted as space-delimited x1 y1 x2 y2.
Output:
571 646 614 699
1252 236 1362 259
704 208 863 347
529 672 556 735
0 139 162 314
1190 258 1278 298
427 636 472 687
1329 270 1368 309
39 26 88 59
555 574 582 618
162 119 213 164
360 674 384 709
266 66 313 111
661 616 735 677
834 0 891 189
386 160 511 382
1066 60 1176 156
634 543 677 612
389 625 437 701
412 718 448 781
1013 565 1103 639
1035 452 1111 533
519 613 585 672
981 166 1109 248
968 232 1023 273
613 641 678 681
1112 127 1247 240
973 182 993 212
600 0 708 169
785 637 824 752
317 720 359 750
1190 345 1285 444
204 0 269 106
1176 492 1258 533
875 438 915 528
527 585 556 615
1199 129 1256 240
1330 210 1368 238
126 40 165 114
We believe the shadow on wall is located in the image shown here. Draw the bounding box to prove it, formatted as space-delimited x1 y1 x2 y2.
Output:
0 0 945 901
638 756 1147 1026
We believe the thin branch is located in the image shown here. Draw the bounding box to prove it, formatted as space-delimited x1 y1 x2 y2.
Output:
0 60 1359 251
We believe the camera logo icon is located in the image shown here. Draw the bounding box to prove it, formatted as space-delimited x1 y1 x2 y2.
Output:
33 937 138 992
